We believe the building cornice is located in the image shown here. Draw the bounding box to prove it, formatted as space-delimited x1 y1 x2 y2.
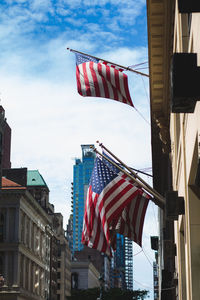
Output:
1 189 51 224
147 0 175 153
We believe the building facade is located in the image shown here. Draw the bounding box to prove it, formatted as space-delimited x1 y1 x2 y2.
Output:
0 177 52 300
0 169 71 299
153 261 159 300
111 234 125 289
53 213 71 300
171 4 200 300
72 145 95 252
147 0 200 299
124 237 133 290
0 106 11 189
0 106 11 170
110 235 133 290
71 261 100 290
27 172 71 299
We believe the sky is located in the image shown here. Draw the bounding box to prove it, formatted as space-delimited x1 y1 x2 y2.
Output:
0 0 158 298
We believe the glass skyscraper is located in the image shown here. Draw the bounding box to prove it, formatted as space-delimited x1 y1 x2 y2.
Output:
72 145 95 252
71 144 133 290
113 234 133 290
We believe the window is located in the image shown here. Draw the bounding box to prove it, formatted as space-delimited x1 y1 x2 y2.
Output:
35 228 40 255
25 258 29 290
26 218 30 246
181 13 190 52
175 111 181 154
20 212 25 243
0 212 5 242
71 273 78 289
0 254 4 274
188 13 192 35
20 255 24 287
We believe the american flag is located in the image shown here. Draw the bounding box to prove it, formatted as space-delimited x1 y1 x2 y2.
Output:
75 53 133 107
101 151 150 246
81 156 150 256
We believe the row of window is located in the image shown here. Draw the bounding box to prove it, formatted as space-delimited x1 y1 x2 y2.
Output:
20 211 50 262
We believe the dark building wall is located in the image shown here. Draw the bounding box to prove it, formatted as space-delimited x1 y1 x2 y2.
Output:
0 106 11 170
2 123 11 169
2 168 27 187
151 121 176 299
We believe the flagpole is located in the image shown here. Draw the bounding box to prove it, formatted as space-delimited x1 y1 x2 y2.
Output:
91 146 165 208
97 141 164 202
67 48 149 78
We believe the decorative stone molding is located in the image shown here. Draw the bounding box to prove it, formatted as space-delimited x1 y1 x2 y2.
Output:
154 116 171 154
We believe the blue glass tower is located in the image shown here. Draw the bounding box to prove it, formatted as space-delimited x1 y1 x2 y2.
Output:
72 145 95 252
115 233 126 288
111 234 133 290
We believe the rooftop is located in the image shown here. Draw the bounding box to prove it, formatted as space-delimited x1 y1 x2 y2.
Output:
1 177 26 190
27 170 48 188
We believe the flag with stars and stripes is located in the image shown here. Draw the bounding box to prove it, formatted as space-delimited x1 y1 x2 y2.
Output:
81 156 150 256
75 53 134 107
101 150 150 245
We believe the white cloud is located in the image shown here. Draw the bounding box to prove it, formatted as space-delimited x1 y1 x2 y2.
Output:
30 0 54 12
56 7 71 16
64 17 87 27
0 49 151 223
0 2 154 295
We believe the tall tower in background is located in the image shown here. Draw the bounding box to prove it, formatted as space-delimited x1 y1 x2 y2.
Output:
124 237 133 290
70 144 133 291
72 145 95 252
0 106 11 169
0 106 11 189
112 234 133 290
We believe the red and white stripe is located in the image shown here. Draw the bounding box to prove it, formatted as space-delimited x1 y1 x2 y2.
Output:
115 191 149 246
82 186 112 256
76 61 133 107
113 173 150 246
82 172 149 256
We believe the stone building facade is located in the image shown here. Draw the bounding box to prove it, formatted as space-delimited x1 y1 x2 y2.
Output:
0 170 71 300
71 261 100 290
53 213 71 300
0 177 52 300
147 0 200 299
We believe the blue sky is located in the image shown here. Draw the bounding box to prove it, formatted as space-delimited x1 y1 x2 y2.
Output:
0 0 157 298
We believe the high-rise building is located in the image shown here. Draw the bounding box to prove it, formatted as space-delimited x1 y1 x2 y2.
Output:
111 234 125 289
72 145 95 252
0 106 11 189
153 261 159 300
71 145 133 291
124 237 133 290
111 234 133 290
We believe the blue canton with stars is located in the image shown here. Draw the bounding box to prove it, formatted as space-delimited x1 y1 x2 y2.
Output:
102 151 120 174
90 157 118 194
75 53 99 66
